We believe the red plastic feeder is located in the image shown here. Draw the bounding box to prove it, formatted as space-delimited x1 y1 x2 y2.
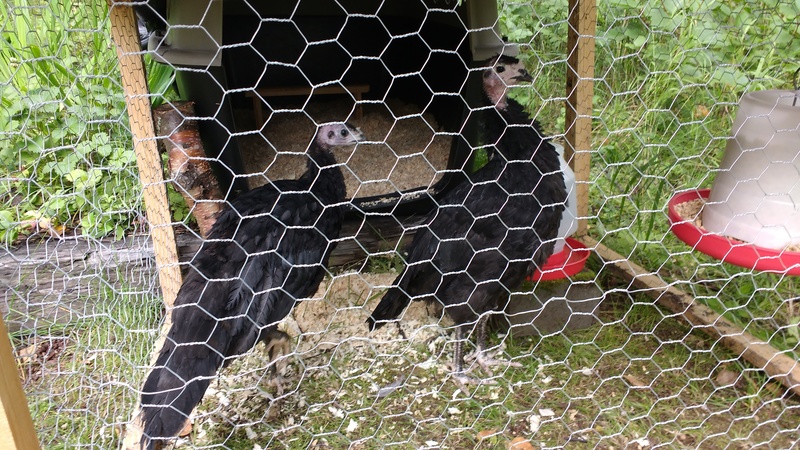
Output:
529 237 591 281
668 189 800 275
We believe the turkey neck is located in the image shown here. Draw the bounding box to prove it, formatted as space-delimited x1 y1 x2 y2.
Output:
302 145 347 206
496 99 553 162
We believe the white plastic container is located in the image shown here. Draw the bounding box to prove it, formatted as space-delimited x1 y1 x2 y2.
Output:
702 90 800 250
148 0 223 67
552 142 578 253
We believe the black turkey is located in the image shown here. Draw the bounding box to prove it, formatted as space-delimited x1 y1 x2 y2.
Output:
368 55 567 384
141 122 365 449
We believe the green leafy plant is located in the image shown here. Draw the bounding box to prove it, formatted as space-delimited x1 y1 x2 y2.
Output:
145 54 176 108
0 1 177 242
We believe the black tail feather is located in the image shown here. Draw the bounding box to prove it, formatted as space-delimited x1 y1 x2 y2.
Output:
140 342 223 450
367 286 412 331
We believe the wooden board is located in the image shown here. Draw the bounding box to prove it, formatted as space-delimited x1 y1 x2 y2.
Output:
108 0 182 308
107 2 184 447
246 84 370 124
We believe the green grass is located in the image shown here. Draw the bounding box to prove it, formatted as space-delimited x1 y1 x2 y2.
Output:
128 289 797 449
10 273 799 449
17 286 162 448
0 1 176 243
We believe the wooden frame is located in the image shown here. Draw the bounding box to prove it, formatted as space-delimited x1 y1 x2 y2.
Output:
109 2 183 448
108 1 182 309
246 84 370 125
565 0 596 237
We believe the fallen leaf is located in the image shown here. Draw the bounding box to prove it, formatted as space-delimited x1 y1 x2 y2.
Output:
624 374 647 387
477 429 497 440
507 436 536 450
694 104 710 119
716 369 738 387
676 432 695 446
16 343 38 363
51 224 66 237
178 419 192 437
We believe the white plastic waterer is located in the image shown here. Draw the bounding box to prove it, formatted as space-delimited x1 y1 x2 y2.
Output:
702 89 800 250
552 142 578 253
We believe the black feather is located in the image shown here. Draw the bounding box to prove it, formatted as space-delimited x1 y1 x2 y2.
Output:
140 124 359 449
368 58 567 364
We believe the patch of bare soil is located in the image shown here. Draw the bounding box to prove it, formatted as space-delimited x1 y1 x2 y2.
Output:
236 98 452 200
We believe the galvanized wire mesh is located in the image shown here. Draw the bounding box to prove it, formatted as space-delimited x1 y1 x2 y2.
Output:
1 0 799 449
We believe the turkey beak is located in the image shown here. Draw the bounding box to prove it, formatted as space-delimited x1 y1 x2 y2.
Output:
346 123 366 142
513 69 533 83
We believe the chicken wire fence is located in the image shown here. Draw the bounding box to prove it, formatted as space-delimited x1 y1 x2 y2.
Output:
1 0 800 449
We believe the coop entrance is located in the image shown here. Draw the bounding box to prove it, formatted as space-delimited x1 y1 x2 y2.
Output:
144 0 509 212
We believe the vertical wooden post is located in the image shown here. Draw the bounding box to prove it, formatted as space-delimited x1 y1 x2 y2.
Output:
565 0 596 237
107 1 182 308
0 317 39 449
107 2 183 448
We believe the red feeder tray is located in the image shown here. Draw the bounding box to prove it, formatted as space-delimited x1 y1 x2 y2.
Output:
668 189 800 275
530 237 591 281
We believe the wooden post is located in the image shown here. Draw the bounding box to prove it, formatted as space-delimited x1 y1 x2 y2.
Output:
107 2 183 448
582 236 800 397
107 1 182 307
0 317 39 449
565 0 596 237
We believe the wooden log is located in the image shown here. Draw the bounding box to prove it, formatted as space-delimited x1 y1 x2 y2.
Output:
0 317 40 449
173 213 426 269
565 0 596 237
154 101 225 238
582 236 800 397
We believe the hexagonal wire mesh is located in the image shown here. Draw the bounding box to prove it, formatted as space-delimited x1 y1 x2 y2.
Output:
1 0 799 448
